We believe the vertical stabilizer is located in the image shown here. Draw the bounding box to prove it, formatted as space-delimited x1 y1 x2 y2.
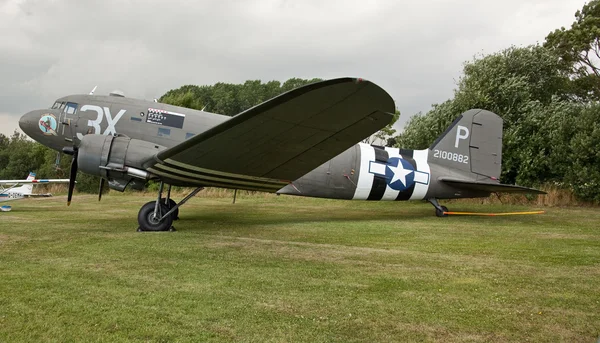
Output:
21 172 35 194
429 109 502 179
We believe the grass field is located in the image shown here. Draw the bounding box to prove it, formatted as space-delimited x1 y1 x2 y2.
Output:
0 193 599 342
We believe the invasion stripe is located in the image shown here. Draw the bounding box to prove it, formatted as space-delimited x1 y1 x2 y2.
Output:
395 154 417 201
409 149 431 200
163 158 290 184
352 143 376 200
157 162 288 187
148 166 284 191
380 147 401 200
147 167 282 192
367 147 388 200
152 164 286 189
399 149 414 158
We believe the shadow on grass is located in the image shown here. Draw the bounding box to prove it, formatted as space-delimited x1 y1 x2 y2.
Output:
172 204 544 233
7 197 549 234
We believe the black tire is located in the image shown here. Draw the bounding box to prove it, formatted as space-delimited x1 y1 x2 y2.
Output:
162 198 179 220
436 206 449 217
138 201 173 231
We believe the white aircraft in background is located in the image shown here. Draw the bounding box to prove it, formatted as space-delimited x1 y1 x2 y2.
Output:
0 172 70 212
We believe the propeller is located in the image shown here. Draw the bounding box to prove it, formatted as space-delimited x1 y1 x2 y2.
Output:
98 178 105 202
62 146 78 206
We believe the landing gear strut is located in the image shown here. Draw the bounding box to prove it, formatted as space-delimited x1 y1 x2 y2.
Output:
163 185 179 220
137 182 204 232
428 198 449 217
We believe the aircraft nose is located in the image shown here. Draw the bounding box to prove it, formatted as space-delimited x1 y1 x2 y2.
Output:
19 110 39 136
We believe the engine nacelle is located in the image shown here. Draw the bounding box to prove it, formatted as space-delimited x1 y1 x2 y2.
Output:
77 135 166 191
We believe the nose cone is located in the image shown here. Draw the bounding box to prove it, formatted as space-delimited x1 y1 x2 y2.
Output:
19 110 39 137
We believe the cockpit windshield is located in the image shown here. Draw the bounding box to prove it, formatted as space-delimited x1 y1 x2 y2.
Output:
64 102 78 115
50 101 78 115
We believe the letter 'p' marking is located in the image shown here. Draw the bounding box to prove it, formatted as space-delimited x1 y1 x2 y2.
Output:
455 125 469 148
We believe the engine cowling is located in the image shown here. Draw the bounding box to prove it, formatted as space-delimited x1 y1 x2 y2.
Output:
77 134 166 191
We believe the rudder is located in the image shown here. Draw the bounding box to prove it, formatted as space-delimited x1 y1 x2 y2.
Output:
22 172 35 194
429 109 502 179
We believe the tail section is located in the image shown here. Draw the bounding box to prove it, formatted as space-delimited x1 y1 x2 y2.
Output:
429 109 502 180
15 173 35 195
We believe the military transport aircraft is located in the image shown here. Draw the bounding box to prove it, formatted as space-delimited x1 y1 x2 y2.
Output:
0 172 70 211
18 78 543 231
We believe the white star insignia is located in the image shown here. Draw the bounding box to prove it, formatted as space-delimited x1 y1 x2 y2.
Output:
387 161 413 187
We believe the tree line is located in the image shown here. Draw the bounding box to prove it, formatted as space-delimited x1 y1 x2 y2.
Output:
1 1 598 202
394 0 600 202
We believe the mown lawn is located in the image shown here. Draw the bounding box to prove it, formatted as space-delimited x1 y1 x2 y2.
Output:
0 193 598 342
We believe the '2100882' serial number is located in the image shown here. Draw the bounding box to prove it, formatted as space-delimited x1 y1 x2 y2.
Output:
433 150 469 164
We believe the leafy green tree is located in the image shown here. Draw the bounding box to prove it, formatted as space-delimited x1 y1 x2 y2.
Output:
395 45 570 184
563 103 600 201
160 78 323 116
396 45 569 144
0 131 46 179
545 0 600 100
394 42 600 201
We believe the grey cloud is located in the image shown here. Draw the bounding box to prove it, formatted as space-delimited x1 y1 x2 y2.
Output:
0 0 587 133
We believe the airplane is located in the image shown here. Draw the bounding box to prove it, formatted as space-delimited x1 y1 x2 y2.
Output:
18 77 544 231
0 172 70 211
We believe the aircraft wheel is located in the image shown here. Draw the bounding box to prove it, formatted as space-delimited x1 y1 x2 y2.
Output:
436 206 449 218
138 201 173 231
162 198 179 220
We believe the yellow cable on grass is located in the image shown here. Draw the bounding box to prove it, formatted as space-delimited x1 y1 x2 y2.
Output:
444 211 545 216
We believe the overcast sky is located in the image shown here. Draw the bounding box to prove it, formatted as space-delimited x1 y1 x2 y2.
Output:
0 0 587 137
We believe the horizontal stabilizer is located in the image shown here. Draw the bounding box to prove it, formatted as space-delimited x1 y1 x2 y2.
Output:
440 178 546 194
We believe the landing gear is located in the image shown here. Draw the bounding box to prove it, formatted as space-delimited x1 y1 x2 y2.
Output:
136 182 204 232
428 198 449 217
436 206 449 217
164 198 179 220
162 185 179 220
137 201 174 232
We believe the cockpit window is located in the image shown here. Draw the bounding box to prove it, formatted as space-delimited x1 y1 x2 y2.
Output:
58 102 65 110
51 102 61 109
64 102 78 115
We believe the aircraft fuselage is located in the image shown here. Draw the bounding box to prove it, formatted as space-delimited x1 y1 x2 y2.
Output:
19 94 493 203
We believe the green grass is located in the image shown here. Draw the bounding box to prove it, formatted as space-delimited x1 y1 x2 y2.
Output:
1 194 599 342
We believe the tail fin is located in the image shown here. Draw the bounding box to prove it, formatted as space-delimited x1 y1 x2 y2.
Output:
22 172 35 194
429 109 503 179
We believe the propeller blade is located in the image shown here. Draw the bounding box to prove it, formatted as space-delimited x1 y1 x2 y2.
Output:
67 150 78 206
98 178 105 202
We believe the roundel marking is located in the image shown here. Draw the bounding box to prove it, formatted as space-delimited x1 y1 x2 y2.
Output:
385 157 415 191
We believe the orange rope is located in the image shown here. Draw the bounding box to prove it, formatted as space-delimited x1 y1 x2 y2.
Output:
444 211 545 216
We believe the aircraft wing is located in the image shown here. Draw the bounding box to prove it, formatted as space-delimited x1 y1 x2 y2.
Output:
145 77 395 192
0 179 70 185
440 178 546 194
